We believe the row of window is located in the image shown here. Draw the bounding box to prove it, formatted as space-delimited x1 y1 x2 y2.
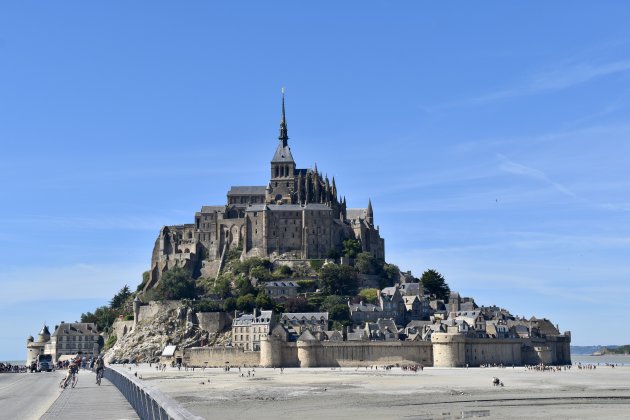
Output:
58 335 95 342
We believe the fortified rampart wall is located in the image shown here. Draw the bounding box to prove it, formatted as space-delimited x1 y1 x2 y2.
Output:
137 301 181 324
111 319 135 342
259 333 571 368
183 347 260 367
260 337 433 368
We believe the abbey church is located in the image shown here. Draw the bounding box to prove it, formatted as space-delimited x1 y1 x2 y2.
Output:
147 93 384 288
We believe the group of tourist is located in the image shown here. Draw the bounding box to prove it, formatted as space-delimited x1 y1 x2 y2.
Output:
0 362 27 373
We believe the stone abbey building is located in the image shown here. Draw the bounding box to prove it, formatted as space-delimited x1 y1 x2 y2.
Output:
147 93 384 288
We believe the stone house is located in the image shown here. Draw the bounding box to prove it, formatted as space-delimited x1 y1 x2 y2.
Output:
263 280 299 301
280 312 329 335
403 295 430 321
379 286 405 325
232 310 274 351
348 301 382 324
47 322 100 362
365 318 399 341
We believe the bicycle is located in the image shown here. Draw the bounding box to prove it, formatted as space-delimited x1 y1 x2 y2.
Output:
96 368 104 386
60 372 77 389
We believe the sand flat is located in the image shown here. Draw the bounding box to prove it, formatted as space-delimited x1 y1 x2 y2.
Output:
116 364 630 419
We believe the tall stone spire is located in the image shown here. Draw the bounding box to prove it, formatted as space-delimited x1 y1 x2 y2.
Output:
279 87 288 147
366 199 374 225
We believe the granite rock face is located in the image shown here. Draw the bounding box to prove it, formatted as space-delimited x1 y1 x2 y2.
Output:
105 303 229 363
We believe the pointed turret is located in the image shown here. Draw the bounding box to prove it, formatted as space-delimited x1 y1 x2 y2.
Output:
366 199 374 225
331 177 337 199
272 89 294 164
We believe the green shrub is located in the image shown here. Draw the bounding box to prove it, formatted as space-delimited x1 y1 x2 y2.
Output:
309 260 324 271
104 335 117 351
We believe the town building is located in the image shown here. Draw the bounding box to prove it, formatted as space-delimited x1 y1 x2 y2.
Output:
231 310 274 351
262 280 299 301
26 322 101 364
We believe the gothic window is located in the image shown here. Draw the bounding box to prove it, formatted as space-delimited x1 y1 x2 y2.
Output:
275 167 279 177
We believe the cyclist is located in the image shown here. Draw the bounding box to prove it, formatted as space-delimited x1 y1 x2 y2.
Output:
61 361 79 389
94 357 105 385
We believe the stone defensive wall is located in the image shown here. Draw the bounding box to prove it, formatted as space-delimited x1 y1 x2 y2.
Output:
260 336 433 368
432 333 571 367
111 319 135 342
137 300 181 324
257 333 571 368
183 346 260 367
196 312 231 334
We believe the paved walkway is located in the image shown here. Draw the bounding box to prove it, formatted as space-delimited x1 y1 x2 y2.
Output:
41 370 138 420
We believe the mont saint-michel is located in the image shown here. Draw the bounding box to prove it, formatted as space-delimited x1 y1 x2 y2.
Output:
39 92 566 373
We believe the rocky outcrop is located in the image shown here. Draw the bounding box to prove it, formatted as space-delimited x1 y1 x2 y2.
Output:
105 302 229 363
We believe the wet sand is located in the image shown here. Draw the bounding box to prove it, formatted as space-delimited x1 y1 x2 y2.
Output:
115 364 630 419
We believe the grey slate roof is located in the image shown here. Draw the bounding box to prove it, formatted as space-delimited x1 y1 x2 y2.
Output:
264 281 299 288
228 186 267 195
281 312 329 321
349 302 382 312
200 205 225 213
346 208 367 220
272 143 295 163
232 314 255 326
51 322 98 337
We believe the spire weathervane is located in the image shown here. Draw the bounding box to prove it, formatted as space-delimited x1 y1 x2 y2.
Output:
279 87 288 145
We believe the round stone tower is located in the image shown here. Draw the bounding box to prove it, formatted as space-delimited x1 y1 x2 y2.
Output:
431 332 466 367
296 334 322 368
260 334 283 368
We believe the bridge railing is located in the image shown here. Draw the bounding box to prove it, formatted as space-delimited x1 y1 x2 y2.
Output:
104 367 203 420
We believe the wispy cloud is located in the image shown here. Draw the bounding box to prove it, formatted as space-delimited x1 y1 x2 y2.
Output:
497 154 577 198
470 59 630 105
425 58 630 112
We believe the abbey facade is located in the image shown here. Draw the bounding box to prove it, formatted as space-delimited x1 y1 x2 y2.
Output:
147 93 384 289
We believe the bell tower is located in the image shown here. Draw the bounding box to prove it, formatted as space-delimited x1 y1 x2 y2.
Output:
267 88 296 204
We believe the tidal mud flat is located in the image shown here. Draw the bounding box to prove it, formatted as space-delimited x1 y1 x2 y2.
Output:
118 364 630 419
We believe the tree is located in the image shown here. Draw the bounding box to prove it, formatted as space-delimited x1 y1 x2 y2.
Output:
224 297 237 312
234 274 255 297
320 295 347 312
273 265 293 278
420 269 450 301
342 239 362 259
212 275 232 299
236 294 256 312
255 292 274 310
355 252 379 275
328 304 351 324
155 267 197 300
380 263 400 288
358 288 379 304
110 285 131 309
283 296 312 313
250 266 273 282
81 306 117 332
319 264 359 296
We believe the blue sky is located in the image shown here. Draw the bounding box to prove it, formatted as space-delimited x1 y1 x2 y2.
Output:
2 2 630 359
